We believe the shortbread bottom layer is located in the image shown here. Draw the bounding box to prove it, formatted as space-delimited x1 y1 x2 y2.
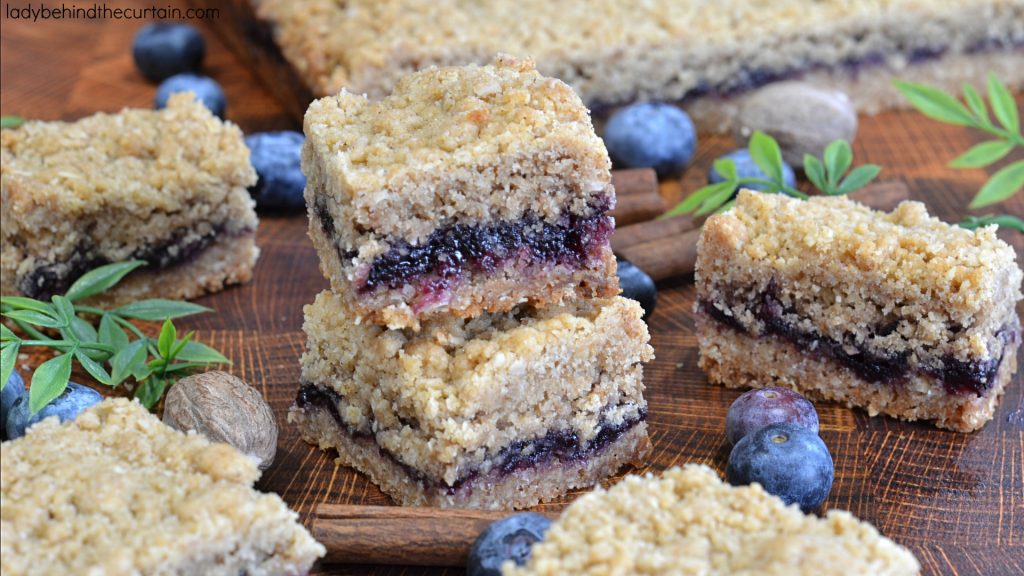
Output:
696 315 1019 432
289 401 650 510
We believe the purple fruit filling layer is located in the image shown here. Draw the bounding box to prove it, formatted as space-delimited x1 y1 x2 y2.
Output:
294 383 644 494
314 197 613 297
699 291 1019 397
19 225 242 300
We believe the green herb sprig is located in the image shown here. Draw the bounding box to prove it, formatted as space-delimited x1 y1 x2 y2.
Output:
894 73 1023 229
0 116 25 129
665 131 880 217
0 260 230 414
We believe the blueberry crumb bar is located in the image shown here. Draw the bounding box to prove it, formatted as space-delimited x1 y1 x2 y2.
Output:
695 190 1022 432
506 464 920 575
289 291 653 509
302 55 617 329
0 399 324 576
1 93 259 305
256 0 1023 130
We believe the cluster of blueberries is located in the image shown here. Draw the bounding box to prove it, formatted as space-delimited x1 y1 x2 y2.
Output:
1 371 101 440
464 387 833 575
134 23 306 211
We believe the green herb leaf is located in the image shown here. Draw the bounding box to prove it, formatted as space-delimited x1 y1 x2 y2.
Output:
712 158 738 182
960 214 1024 232
174 340 231 365
134 377 166 409
823 140 853 189
892 80 976 126
1 342 20 391
837 165 882 195
164 361 218 372
65 260 146 302
948 140 1016 169
748 131 785 184
696 185 739 216
167 331 195 363
74 349 112 386
113 299 212 321
666 180 735 217
0 296 56 316
962 84 990 125
29 352 73 415
109 339 148 386
804 155 827 192
0 116 25 129
969 160 1024 209
68 316 98 343
98 314 130 350
133 358 154 381
157 319 176 359
1 323 17 342
987 73 1020 134
2 309 65 329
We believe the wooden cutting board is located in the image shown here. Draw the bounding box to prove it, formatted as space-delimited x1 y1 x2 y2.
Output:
2 3 1023 575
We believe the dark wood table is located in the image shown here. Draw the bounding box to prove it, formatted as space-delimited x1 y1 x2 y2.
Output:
2 2 1022 574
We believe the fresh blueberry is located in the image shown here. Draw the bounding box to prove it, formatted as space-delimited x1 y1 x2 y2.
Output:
617 257 656 320
245 131 307 210
155 74 226 118
467 512 551 576
726 422 834 512
133 23 205 83
725 386 819 445
603 103 697 178
2 370 26 441
5 381 103 440
708 148 796 192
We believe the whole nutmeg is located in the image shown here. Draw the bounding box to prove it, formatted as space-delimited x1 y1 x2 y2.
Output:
734 82 858 167
163 371 278 470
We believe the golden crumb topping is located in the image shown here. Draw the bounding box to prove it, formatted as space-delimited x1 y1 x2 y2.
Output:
0 399 324 576
507 464 920 576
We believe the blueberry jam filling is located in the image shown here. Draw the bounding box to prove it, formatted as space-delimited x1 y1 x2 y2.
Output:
295 383 645 493
699 291 1017 397
356 210 613 295
19 225 237 299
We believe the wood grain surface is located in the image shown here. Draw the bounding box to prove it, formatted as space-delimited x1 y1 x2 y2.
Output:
2 2 1023 575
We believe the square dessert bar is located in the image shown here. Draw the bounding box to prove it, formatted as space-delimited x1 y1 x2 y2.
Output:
289 291 653 509
257 0 1023 130
0 399 324 576
695 190 1022 432
303 55 618 329
1 93 259 305
507 464 920 575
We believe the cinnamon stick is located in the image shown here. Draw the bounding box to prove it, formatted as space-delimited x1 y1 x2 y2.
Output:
609 168 663 226
614 180 911 281
312 504 559 566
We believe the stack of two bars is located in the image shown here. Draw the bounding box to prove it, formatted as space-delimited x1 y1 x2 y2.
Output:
289 56 654 508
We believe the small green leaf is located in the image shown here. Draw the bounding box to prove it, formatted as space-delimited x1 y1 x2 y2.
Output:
168 331 195 363
960 214 1024 232
1 324 17 342
29 352 74 415
113 299 211 321
0 296 56 316
133 358 155 381
51 296 77 327
747 131 785 184
962 84 990 125
823 140 853 187
696 185 740 216
65 260 146 302
712 158 738 182
0 116 25 129
157 319 176 359
987 72 1020 134
134 377 166 409
75 349 112 386
804 155 828 192
893 80 976 126
837 165 882 195
949 140 1016 169
98 314 130 350
665 180 736 217
2 309 65 329
174 340 231 365
109 339 148 386
68 316 98 343
164 361 217 372
1 342 20 391
969 160 1024 209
